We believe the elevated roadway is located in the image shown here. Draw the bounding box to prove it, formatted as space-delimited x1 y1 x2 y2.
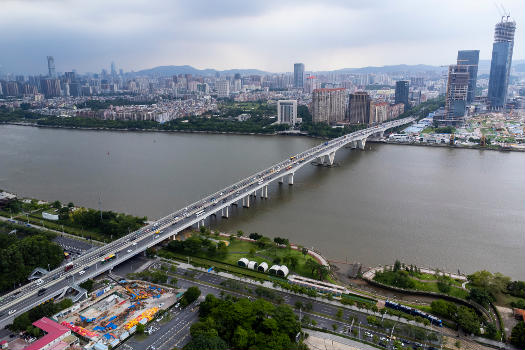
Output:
0 117 415 328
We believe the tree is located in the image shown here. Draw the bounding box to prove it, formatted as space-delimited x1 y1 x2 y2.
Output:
67 202 74 208
456 306 480 335
184 334 227 350
249 232 262 240
181 286 201 307
468 287 494 307
336 308 343 320
301 247 308 256
236 230 244 237
485 323 498 340
145 247 156 258
510 321 525 348
393 260 401 272
289 256 298 270
136 323 145 335
52 200 61 209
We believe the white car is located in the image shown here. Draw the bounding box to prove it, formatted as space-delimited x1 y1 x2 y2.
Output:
35 279 43 286
79 270 85 275
132 242 137 246
127 249 133 253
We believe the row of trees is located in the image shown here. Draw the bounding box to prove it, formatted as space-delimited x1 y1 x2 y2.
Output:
185 294 304 350
167 236 228 258
430 299 493 337
74 98 156 110
0 233 64 293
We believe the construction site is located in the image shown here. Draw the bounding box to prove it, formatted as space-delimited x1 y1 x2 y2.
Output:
54 280 178 350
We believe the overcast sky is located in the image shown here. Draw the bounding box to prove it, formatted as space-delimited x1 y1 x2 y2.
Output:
1 0 524 74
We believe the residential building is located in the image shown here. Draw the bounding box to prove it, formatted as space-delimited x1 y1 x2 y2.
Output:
294 63 305 89
457 50 479 103
370 101 389 124
47 56 56 78
216 80 230 98
488 17 516 109
347 91 371 124
311 88 346 124
41 78 61 98
395 80 409 108
277 100 297 126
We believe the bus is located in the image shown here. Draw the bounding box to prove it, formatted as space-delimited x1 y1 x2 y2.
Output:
195 210 205 217
100 254 116 264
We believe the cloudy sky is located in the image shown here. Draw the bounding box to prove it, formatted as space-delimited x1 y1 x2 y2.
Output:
1 0 523 74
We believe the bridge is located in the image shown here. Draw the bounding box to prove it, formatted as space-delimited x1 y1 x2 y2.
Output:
0 117 415 327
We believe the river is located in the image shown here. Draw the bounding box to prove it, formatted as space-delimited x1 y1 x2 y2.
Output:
0 124 523 279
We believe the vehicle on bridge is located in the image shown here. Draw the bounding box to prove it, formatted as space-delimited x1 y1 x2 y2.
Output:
100 254 116 264
64 262 74 272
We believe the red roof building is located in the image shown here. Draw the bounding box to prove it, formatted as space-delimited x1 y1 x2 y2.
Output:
24 317 71 350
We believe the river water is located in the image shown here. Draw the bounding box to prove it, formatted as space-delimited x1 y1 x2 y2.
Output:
0 125 523 279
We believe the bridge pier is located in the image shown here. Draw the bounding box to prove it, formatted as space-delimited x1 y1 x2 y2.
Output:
279 177 284 184
357 138 367 150
264 185 268 198
327 151 336 166
288 173 294 185
243 196 250 208
351 141 357 149
318 155 325 165
221 206 229 218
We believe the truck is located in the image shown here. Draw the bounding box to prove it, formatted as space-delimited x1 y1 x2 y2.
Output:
64 262 74 272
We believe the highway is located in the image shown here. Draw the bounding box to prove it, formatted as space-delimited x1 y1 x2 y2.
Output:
0 117 415 328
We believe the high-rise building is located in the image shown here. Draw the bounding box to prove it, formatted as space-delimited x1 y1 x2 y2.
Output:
488 17 516 109
41 78 61 98
47 56 56 78
311 88 346 124
394 81 409 108
443 64 469 126
293 63 305 89
216 80 230 98
457 50 479 103
347 92 371 124
277 100 298 126
111 62 117 77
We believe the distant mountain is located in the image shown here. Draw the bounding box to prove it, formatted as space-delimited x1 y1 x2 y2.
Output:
130 65 269 77
130 60 525 77
319 64 446 74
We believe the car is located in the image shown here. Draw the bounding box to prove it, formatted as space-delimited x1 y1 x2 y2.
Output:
35 279 43 286
8 309 16 315
132 242 137 246
127 249 133 253
37 288 47 296
79 270 85 275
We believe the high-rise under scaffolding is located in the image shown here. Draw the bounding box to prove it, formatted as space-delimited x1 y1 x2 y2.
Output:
47 56 56 78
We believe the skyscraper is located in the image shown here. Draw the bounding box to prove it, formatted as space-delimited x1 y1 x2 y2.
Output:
394 81 409 108
293 63 305 89
111 62 117 77
347 92 371 124
216 80 230 98
277 100 298 126
488 17 516 109
47 56 56 78
444 64 469 126
457 50 479 103
311 88 346 124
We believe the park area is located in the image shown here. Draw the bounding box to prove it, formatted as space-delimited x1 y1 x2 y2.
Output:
157 230 329 282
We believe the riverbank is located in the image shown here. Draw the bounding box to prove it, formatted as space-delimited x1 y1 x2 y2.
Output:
369 139 525 152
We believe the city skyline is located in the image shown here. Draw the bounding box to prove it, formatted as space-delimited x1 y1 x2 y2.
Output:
1 0 524 75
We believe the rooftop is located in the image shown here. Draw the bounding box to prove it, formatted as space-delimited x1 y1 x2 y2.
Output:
24 317 70 350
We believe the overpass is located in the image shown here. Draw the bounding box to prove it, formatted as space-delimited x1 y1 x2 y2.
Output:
0 117 415 327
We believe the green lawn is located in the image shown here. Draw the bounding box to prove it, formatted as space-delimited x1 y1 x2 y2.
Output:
194 236 323 280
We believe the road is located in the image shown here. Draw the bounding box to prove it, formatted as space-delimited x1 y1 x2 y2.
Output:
0 117 415 327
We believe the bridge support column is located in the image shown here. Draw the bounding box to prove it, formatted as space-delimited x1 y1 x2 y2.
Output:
327 151 336 166
243 196 250 208
318 155 325 165
279 177 284 184
351 141 357 149
288 173 294 185
357 138 367 150
264 185 268 198
222 207 229 218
